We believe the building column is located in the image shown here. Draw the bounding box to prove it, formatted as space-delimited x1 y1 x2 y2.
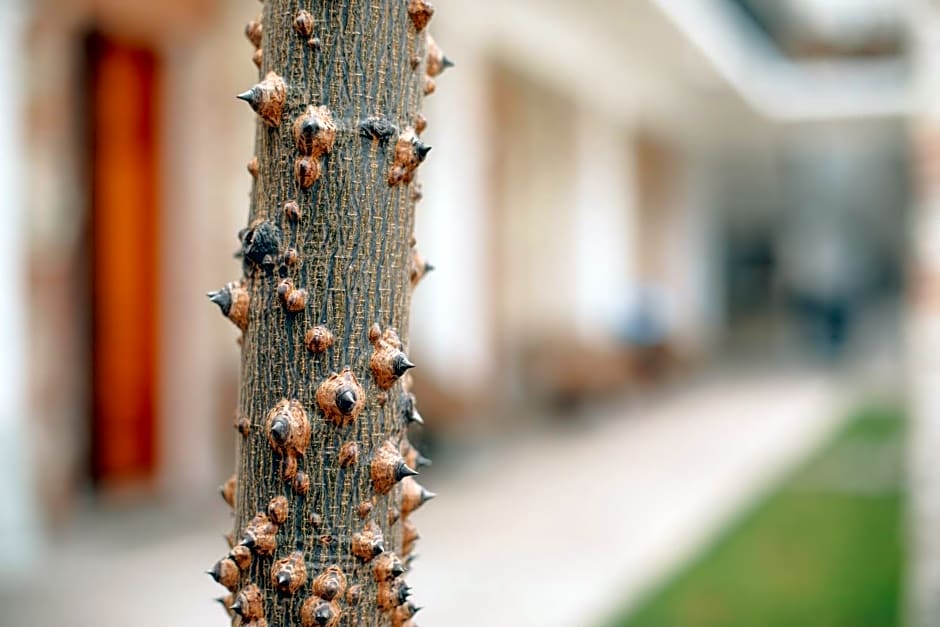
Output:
411 25 493 393
571 109 636 344
0 0 41 576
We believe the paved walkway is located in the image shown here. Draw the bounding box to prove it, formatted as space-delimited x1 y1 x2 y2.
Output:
1 369 846 626
409 370 843 627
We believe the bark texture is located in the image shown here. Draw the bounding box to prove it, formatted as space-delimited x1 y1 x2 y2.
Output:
209 1 442 625
909 4 940 624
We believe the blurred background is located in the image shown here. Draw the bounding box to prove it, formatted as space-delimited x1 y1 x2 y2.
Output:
0 0 939 625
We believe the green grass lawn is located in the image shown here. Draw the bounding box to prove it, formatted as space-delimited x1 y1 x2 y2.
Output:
608 406 905 627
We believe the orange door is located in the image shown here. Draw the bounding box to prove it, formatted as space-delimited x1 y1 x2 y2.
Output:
87 34 160 487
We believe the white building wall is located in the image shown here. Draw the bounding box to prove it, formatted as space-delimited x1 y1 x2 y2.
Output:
158 0 259 498
498 82 579 340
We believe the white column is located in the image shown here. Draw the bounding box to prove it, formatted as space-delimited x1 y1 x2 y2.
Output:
671 151 720 354
411 27 492 390
571 109 636 344
0 0 41 575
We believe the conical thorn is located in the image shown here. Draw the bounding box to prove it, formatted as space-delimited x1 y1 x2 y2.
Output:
269 417 290 445
207 289 232 315
301 119 321 137
415 143 431 162
399 584 412 602
395 461 419 481
314 603 334 624
336 389 358 414
393 353 416 376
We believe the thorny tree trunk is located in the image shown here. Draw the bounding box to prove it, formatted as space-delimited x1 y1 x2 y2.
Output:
207 1 448 625
909 3 940 625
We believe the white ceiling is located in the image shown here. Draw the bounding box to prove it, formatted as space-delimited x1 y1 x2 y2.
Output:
651 0 910 121
746 0 904 48
788 0 902 38
437 0 910 132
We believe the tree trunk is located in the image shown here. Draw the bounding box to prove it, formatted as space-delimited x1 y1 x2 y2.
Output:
908 3 940 625
208 1 444 625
